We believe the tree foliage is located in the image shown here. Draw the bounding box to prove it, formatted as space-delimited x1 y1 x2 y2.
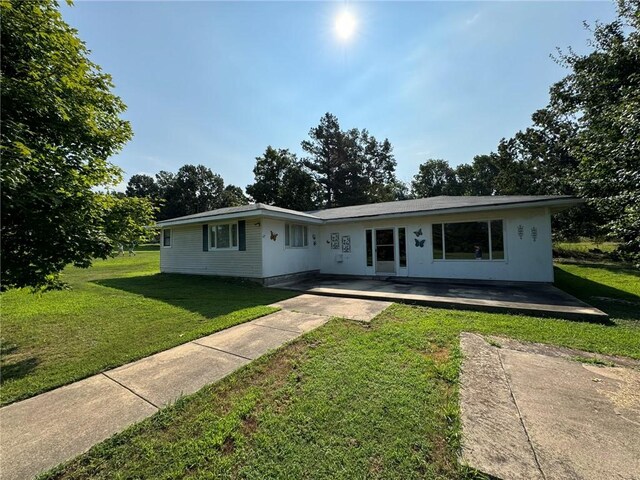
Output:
548 0 640 262
411 159 459 197
138 165 248 220
246 146 319 211
220 184 250 208
125 174 160 201
102 195 157 248
1 0 132 289
301 113 401 208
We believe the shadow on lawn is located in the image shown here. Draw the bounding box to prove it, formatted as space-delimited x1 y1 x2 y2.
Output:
94 273 297 319
1 342 40 383
554 267 640 322
0 357 39 383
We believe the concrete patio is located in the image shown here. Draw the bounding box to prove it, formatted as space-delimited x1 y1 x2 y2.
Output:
270 276 608 321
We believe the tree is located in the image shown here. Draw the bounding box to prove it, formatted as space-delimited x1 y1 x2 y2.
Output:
220 184 249 208
411 159 459 197
455 163 486 196
246 146 319 211
126 174 160 201
1 0 132 289
301 113 399 207
154 165 247 220
102 195 157 250
156 165 224 220
281 164 322 210
466 154 501 195
545 0 640 263
301 113 346 208
361 132 400 203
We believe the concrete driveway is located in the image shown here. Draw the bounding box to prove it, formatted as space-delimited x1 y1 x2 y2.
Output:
460 333 640 480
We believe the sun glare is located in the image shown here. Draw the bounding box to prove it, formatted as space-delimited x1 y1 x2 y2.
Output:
335 10 357 41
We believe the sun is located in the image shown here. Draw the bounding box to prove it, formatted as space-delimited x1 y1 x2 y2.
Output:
335 10 357 41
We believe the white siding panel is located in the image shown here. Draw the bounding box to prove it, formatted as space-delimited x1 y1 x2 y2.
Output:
160 219 262 278
261 218 321 277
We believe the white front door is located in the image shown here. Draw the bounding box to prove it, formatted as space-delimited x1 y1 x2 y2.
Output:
375 228 395 274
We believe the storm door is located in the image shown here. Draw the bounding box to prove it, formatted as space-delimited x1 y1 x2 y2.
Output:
375 229 395 274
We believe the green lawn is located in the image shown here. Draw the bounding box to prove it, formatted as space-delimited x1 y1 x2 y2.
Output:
554 241 618 254
0 251 295 406
553 240 621 264
41 262 639 479
554 262 640 323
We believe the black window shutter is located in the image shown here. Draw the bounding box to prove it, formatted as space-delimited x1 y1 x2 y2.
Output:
202 225 208 251
238 220 246 251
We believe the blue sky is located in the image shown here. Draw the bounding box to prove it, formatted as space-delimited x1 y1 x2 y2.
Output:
60 1 617 191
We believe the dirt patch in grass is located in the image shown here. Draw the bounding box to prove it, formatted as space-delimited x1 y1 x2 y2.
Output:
429 345 451 363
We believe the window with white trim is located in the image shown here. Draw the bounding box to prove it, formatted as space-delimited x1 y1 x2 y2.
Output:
285 223 308 248
162 228 171 247
432 220 504 260
210 223 238 250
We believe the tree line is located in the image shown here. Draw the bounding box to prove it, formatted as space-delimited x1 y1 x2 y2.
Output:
126 112 408 220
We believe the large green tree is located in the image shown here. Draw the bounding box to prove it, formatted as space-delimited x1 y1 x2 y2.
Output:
155 164 248 220
301 113 400 208
411 159 459 197
546 0 640 262
157 165 224 220
220 184 250 208
1 0 132 289
102 195 157 249
246 146 319 211
126 174 160 201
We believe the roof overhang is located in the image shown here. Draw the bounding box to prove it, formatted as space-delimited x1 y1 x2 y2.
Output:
156 208 324 228
156 197 584 228
320 197 584 224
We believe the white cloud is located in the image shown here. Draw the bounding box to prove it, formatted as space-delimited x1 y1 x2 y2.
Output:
465 12 481 27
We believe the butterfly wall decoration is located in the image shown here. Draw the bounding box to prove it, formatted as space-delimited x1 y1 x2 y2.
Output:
270 231 278 241
415 239 426 248
413 228 423 237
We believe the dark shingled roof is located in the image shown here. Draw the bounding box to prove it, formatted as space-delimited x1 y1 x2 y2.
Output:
157 195 581 225
307 195 579 220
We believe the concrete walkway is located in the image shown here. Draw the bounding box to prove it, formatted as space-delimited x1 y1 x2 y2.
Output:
271 277 608 322
460 332 640 480
0 295 390 480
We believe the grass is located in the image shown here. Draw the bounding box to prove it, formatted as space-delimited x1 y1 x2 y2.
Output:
553 240 621 264
40 260 639 479
571 356 616 367
554 241 618 254
0 251 295 406
553 262 640 322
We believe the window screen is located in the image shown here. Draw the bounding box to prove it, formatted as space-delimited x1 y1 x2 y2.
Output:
399 228 407 267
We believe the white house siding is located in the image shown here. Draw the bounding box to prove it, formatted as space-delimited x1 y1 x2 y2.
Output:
160 218 263 278
318 207 554 283
261 218 321 279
